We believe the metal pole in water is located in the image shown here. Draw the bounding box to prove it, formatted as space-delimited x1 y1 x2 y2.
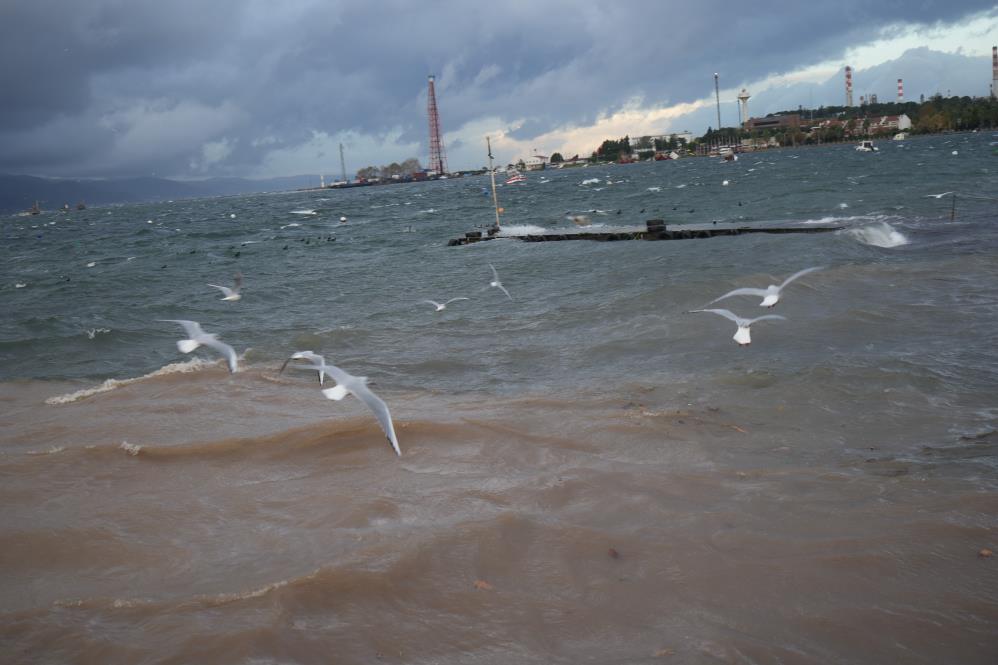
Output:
487 136 501 230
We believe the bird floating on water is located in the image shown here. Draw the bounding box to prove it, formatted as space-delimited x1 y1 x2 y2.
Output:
208 273 242 301
688 309 786 346
159 319 239 372
422 297 469 312
708 266 822 308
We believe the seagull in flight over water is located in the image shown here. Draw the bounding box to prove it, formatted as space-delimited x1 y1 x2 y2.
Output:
422 297 469 312
280 350 328 385
925 192 954 199
688 309 786 346
708 266 822 308
289 356 401 456
489 264 512 300
208 273 242 301
159 319 238 372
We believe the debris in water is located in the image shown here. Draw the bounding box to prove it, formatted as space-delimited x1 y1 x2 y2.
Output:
979 548 993 559
473 579 494 590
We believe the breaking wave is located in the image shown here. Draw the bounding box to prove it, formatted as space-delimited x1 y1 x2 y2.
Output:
843 222 910 248
44 358 217 405
498 225 548 236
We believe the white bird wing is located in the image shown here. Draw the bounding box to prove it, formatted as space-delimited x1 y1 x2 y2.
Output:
201 336 239 373
489 264 500 282
744 314 787 326
280 351 326 384
422 300 443 309
158 319 205 339
351 382 401 456
207 284 236 298
314 363 401 456
444 297 470 306
779 266 823 290
708 287 769 304
690 308 747 326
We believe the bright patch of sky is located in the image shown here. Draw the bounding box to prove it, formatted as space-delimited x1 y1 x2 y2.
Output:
440 12 998 168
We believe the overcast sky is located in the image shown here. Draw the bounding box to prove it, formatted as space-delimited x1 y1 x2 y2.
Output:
1 1 996 179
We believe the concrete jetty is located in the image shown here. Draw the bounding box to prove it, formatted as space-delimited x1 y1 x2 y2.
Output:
448 220 843 246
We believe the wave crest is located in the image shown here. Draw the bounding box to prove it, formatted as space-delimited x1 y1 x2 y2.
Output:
843 222 910 248
45 358 217 405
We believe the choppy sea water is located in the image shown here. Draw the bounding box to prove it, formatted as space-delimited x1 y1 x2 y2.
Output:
2 134 997 663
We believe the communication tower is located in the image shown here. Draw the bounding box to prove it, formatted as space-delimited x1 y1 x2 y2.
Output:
427 75 448 175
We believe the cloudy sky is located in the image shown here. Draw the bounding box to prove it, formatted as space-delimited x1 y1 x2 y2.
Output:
1 1 996 179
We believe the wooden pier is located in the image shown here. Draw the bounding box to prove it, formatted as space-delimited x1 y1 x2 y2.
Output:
447 220 843 246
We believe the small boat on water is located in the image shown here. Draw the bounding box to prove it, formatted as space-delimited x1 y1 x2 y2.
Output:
892 132 908 141
856 140 878 152
505 169 526 185
29 201 41 215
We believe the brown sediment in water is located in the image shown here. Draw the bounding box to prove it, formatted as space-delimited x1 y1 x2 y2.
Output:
1 371 997 664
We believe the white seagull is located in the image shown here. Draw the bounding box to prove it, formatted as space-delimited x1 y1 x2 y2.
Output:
159 319 238 372
294 359 401 456
207 273 242 301
489 264 512 300
709 266 823 308
689 309 786 346
925 192 954 199
422 297 469 312
279 350 328 385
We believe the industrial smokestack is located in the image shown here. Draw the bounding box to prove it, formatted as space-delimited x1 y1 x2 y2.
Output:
897 78 904 101
992 46 997 99
845 66 853 107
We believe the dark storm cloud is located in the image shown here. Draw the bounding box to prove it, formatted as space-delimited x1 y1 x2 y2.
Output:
0 0 993 177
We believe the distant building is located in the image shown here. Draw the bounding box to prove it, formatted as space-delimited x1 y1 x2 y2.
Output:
524 154 547 171
867 114 911 133
745 114 801 131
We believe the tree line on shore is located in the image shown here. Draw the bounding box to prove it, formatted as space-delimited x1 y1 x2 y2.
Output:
589 94 998 160
355 158 423 181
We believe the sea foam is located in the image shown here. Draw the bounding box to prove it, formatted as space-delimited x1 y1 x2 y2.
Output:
844 222 910 248
45 358 215 405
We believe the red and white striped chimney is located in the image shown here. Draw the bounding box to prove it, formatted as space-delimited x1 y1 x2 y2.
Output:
897 78 904 101
845 66 853 106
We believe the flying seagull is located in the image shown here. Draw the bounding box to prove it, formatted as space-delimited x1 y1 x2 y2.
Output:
422 297 469 312
688 309 786 346
279 350 328 385
159 319 238 372
709 266 822 308
489 264 512 300
925 192 954 199
294 359 401 456
208 273 242 301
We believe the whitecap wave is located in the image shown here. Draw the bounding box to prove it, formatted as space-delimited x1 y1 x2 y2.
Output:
843 222 910 248
498 224 548 236
580 178 600 185
290 209 317 215
120 441 142 456
45 358 216 405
